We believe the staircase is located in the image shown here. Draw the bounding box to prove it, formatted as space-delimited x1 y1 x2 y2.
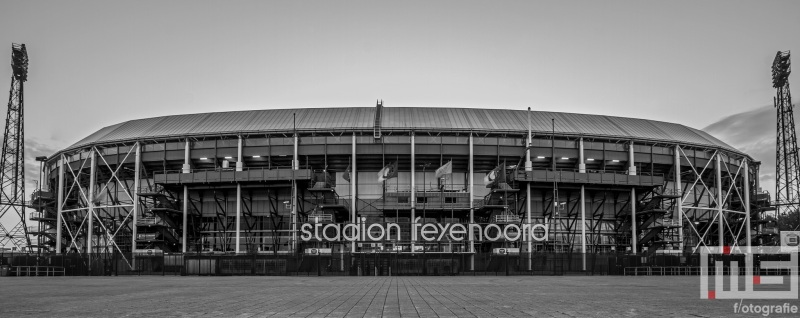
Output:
137 192 185 253
28 190 58 251
617 191 681 256
373 100 383 139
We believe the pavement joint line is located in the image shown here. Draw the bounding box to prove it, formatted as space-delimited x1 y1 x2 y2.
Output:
0 276 776 317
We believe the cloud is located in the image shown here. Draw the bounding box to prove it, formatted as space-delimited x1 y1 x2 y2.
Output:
0 137 61 244
24 137 61 190
702 105 780 194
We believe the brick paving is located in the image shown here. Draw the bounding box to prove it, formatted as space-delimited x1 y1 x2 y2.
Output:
0 276 797 317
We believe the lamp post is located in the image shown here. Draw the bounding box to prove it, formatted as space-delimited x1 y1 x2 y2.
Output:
34 156 47 256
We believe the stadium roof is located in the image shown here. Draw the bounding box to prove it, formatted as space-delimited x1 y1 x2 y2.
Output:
66 107 742 155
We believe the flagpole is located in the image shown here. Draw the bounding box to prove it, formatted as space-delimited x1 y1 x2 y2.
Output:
440 164 444 208
551 118 555 171
450 160 454 222
551 118 557 252
396 156 399 232
526 107 532 269
382 148 386 225
447 165 451 253
449 160 453 253
382 175 386 223
351 133 356 254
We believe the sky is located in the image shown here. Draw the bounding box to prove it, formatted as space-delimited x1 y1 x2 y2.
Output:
1 1 799 239
703 105 782 198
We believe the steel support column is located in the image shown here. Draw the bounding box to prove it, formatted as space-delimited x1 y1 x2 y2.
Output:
631 187 637 254
628 141 636 175
182 139 190 173
411 132 416 253
292 134 298 252
744 159 752 252
132 143 141 267
351 132 357 253
236 183 241 253
675 145 683 252
468 133 474 270
87 150 96 255
56 156 64 253
236 136 244 171
182 185 188 253
716 153 724 248
526 113 532 270
237 136 243 171
578 138 586 173
293 134 299 170
526 182 532 268
580 185 586 270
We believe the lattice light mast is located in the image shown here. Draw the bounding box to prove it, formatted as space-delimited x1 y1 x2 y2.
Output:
772 51 800 216
0 43 30 250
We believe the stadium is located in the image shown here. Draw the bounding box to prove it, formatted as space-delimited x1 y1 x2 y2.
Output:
25 102 770 275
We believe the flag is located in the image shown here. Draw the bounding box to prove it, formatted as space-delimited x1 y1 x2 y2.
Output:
483 168 497 186
435 161 452 179
483 163 505 187
378 161 398 182
343 163 351 182
322 166 331 185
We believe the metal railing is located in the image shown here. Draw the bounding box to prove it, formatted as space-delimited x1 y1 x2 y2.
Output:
155 165 299 175
308 214 333 223
654 219 681 228
137 216 160 225
515 168 664 183
3 250 791 277
492 214 521 223
520 167 663 176
30 190 54 201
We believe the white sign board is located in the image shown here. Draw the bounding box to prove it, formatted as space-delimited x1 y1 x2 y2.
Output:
304 248 332 255
781 231 800 253
134 248 163 256
492 247 520 255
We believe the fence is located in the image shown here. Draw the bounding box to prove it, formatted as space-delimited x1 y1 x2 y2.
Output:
0 251 184 276
1 251 794 277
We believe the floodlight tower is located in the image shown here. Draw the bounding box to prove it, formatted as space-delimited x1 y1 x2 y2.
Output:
772 51 800 217
0 43 30 250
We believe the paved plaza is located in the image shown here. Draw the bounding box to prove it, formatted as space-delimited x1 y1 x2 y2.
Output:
0 276 796 317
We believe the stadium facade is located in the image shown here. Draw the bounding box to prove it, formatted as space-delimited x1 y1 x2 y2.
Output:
29 103 770 274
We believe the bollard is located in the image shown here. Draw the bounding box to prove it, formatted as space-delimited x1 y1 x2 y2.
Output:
505 251 510 276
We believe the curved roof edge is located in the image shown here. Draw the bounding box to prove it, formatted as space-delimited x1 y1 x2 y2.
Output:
59 107 746 157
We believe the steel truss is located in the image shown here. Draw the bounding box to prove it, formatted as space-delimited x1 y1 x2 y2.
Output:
55 145 142 267
676 146 752 252
772 51 800 216
193 185 300 253
0 43 30 250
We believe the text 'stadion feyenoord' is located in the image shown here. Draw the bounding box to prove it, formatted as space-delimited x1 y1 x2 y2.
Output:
301 217 549 243
701 246 798 300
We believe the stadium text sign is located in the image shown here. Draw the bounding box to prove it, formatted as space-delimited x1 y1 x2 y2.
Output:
300 217 549 242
